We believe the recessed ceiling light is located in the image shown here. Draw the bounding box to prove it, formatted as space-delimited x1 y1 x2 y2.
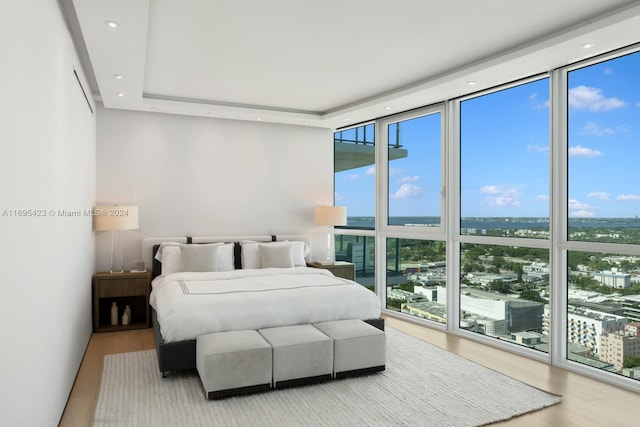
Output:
384 106 391 110
343 118 350 122
207 113 214 117
256 117 262 121
106 20 119 29
581 43 594 49
116 92 125 97
467 80 477 86
113 74 123 79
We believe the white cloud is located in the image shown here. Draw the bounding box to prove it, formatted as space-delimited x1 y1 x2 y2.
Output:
571 210 596 218
569 85 627 112
334 192 344 201
528 92 549 110
568 199 597 217
617 194 640 202
365 166 376 176
397 175 420 184
587 192 610 201
535 194 549 202
569 199 592 210
581 121 614 137
527 144 549 153
568 145 603 158
390 183 422 199
388 167 401 176
604 67 613 75
347 173 361 181
481 185 501 195
481 185 521 207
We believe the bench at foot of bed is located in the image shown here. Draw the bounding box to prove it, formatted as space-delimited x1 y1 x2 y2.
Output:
313 319 386 379
258 324 333 389
196 330 272 399
196 320 386 399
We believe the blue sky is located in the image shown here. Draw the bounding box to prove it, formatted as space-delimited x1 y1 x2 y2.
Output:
335 51 639 219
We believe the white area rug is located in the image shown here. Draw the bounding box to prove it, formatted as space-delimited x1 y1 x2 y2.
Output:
94 327 560 426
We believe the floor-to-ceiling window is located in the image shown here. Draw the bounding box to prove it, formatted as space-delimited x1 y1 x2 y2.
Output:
458 77 551 353
334 123 376 289
381 107 447 324
564 50 640 382
332 44 640 391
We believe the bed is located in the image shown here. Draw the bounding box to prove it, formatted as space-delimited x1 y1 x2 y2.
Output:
142 235 384 375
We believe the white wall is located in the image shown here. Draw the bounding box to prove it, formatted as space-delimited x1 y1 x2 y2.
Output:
0 2 96 425
96 108 334 270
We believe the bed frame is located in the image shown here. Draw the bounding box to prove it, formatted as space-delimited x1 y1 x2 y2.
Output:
143 235 384 376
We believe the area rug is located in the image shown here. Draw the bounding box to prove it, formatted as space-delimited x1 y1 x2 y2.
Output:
94 327 560 426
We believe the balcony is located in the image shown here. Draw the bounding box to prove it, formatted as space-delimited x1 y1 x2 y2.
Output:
334 125 408 172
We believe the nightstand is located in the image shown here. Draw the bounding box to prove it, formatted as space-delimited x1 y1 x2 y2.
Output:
92 271 152 332
308 261 356 281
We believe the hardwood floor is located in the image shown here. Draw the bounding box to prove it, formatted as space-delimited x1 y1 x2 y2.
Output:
60 316 638 426
59 328 155 427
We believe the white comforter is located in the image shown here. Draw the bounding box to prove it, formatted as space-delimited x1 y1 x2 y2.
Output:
150 267 381 343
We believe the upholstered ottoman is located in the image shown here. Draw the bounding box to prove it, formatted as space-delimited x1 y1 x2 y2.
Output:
314 319 386 379
196 330 272 399
258 324 333 388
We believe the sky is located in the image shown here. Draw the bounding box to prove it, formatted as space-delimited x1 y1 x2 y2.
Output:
335 50 639 219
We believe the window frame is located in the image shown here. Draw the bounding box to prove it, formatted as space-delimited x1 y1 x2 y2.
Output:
377 104 447 238
332 43 640 394
451 74 553 363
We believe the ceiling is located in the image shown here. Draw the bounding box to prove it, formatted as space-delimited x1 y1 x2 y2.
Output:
61 0 640 129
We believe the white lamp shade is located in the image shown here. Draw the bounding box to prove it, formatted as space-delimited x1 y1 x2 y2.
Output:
314 206 347 226
94 205 139 231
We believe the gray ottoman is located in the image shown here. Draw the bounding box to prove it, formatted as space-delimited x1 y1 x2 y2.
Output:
314 319 386 379
196 330 272 399
259 324 333 388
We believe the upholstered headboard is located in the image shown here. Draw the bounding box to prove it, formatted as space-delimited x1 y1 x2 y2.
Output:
141 234 312 279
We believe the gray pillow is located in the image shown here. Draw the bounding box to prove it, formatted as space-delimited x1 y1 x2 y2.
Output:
180 243 221 272
259 243 294 268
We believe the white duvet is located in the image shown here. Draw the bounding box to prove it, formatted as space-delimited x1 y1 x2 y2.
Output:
150 267 381 343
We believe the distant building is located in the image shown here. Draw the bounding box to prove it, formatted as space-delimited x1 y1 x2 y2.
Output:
599 322 640 369
510 331 543 346
593 268 631 289
407 272 446 285
565 308 627 356
387 288 426 303
622 295 640 322
413 285 448 303
401 301 446 323
460 289 544 336
523 262 550 280
465 273 518 287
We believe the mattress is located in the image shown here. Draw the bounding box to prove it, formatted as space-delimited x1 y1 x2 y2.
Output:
150 266 381 343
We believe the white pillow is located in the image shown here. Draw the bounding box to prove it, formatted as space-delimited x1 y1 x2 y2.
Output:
156 242 182 275
260 243 294 268
241 240 309 269
215 242 235 271
288 240 310 266
180 243 222 272
240 241 263 269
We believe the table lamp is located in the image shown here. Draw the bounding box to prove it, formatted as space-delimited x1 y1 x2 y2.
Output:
314 205 347 264
94 205 139 273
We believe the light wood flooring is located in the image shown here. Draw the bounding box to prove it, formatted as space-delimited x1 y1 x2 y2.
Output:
60 315 638 426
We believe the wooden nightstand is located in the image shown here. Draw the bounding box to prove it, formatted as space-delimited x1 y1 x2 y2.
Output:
92 271 152 332
308 261 356 281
